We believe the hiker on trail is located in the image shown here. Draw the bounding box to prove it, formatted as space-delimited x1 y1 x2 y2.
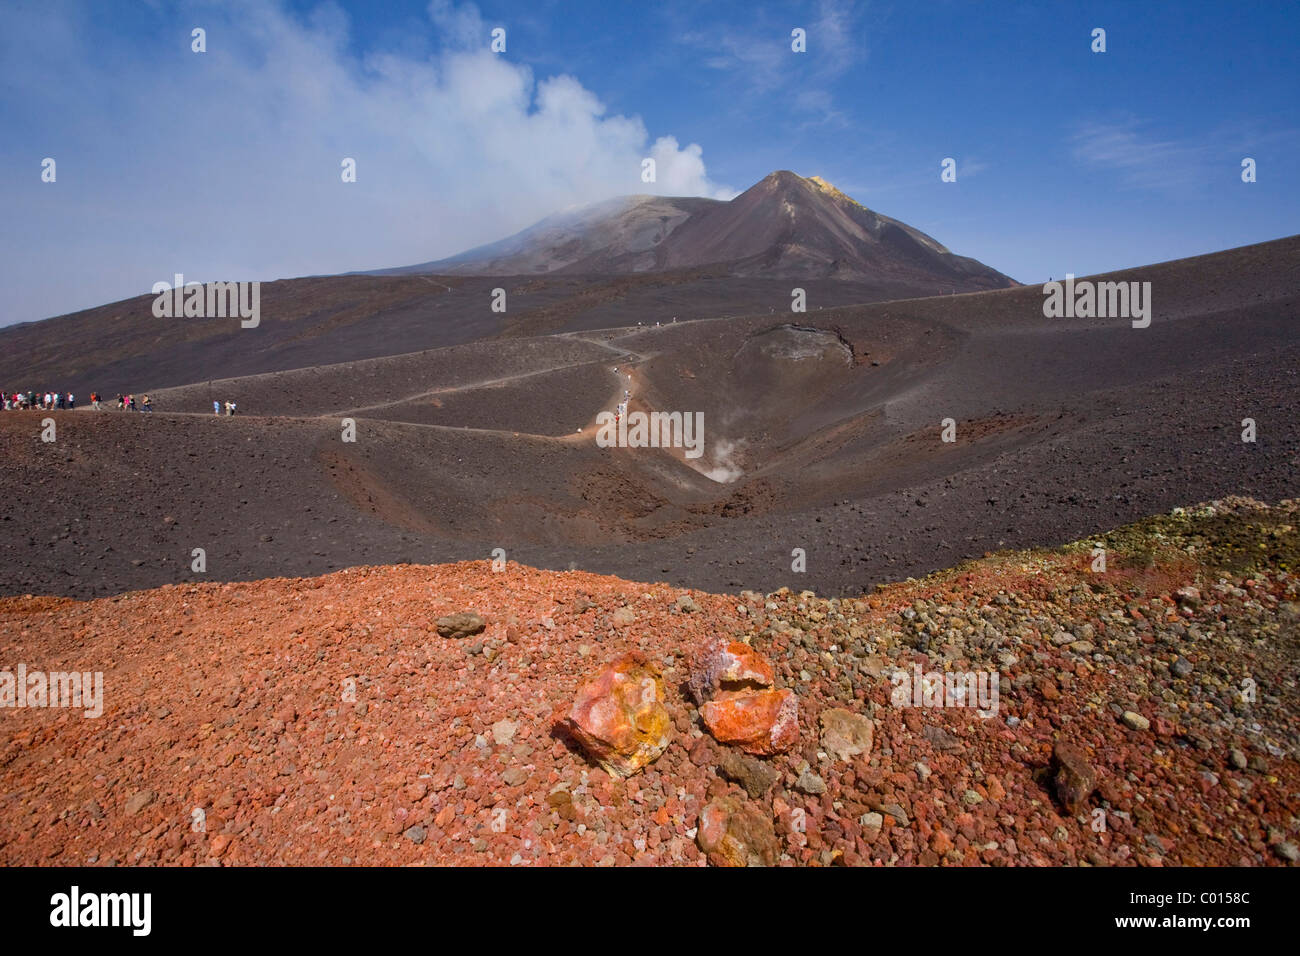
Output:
127 394 134 411
67 393 74 409
141 394 152 412
213 400 221 415
92 392 100 410
116 394 124 409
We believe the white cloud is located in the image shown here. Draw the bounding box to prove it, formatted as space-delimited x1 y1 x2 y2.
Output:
650 136 738 199
0 0 733 323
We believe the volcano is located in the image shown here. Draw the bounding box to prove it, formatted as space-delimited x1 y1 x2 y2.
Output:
381 170 1016 289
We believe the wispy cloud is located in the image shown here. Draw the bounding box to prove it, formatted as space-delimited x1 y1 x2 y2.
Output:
1071 115 1300 193
1069 118 1217 190
678 0 862 125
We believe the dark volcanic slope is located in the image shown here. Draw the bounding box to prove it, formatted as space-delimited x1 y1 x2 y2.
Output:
1 273 983 399
146 334 619 419
0 236 1296 600
389 171 1016 290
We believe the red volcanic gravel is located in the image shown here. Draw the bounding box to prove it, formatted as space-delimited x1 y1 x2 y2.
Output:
1 499 1298 866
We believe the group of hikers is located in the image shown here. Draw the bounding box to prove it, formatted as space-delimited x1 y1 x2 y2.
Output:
3 390 154 411
3 390 245 414
4 390 76 410
112 393 152 411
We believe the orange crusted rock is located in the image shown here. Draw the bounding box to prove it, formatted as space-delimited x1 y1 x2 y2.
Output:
558 652 673 777
700 687 798 755
688 640 775 704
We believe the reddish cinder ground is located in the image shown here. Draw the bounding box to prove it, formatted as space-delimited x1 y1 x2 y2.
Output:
1 501 1298 866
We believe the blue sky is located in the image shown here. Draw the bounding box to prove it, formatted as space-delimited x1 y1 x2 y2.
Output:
1 0 1296 325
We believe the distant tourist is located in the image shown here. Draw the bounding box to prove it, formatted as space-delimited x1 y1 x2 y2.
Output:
213 400 221 415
